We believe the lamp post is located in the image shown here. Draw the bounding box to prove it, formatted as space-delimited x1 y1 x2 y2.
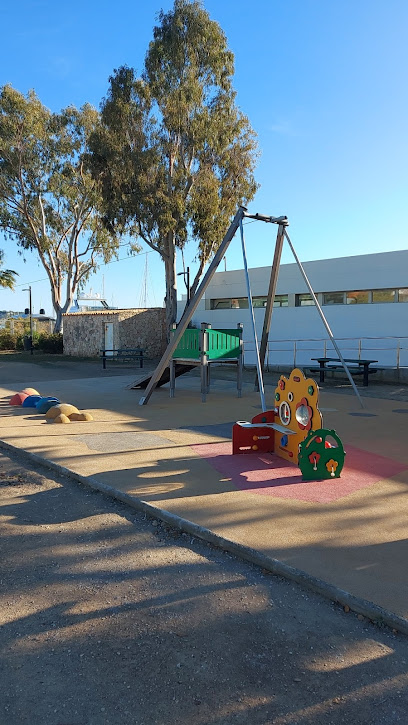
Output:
23 285 33 355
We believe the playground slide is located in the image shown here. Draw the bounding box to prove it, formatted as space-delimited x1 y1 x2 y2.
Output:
127 363 196 390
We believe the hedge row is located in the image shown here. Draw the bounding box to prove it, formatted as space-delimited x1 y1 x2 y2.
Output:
0 331 63 354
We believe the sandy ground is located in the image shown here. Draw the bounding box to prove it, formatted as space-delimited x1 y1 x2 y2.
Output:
1 446 408 725
2 357 408 621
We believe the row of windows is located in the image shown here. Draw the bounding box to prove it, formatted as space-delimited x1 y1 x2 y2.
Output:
210 295 288 310
210 288 408 310
297 288 408 306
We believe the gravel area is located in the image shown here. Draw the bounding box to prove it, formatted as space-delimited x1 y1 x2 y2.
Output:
1 448 407 725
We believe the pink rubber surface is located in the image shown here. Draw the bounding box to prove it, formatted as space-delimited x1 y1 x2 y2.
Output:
192 442 408 503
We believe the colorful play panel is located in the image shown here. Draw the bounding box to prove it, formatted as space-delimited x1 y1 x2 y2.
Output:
233 368 345 483
233 368 324 464
299 428 345 480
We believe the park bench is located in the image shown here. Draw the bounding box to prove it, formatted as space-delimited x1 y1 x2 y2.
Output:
308 357 384 387
100 348 144 370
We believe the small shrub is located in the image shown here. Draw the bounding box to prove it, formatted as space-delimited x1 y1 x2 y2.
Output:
0 329 63 354
0 331 17 350
37 333 63 354
32 330 40 346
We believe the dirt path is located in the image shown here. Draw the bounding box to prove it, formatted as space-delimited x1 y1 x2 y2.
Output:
1 449 407 725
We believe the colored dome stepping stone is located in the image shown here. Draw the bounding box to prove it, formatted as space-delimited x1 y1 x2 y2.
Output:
69 412 93 421
45 403 93 423
10 392 29 406
45 404 79 420
35 397 61 414
21 388 40 396
53 414 71 424
22 395 42 408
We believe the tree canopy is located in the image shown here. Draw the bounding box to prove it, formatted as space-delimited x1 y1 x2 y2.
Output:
90 0 258 332
0 249 17 289
0 85 121 331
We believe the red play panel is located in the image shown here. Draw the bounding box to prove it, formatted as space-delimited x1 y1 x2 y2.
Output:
191 442 408 503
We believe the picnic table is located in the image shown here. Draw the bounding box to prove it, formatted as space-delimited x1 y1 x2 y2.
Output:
310 357 379 386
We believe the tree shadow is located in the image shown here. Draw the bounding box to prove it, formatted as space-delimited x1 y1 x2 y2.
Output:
1 468 407 724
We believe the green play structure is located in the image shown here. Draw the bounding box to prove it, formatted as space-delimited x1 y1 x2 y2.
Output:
170 323 243 401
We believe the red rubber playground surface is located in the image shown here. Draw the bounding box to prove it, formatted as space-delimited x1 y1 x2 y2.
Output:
192 442 408 504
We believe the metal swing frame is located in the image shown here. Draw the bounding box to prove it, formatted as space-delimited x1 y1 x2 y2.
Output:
139 206 364 408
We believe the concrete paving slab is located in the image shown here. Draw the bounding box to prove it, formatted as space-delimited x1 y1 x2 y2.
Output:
1 370 408 624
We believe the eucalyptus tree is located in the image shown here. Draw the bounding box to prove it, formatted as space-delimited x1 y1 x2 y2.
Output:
0 250 17 289
91 0 258 333
0 85 121 332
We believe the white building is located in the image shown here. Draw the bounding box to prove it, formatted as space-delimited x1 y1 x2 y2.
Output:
178 250 408 369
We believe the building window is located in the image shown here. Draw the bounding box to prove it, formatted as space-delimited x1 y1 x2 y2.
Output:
372 289 396 303
273 294 289 308
323 292 345 305
253 297 267 308
295 293 314 307
210 295 288 310
398 288 408 303
211 298 231 309
232 298 249 309
346 291 370 305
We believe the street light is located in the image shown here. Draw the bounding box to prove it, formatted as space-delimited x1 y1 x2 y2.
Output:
22 285 33 355
177 266 190 303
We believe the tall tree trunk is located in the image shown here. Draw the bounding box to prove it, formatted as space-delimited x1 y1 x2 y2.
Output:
53 295 75 334
54 308 63 334
164 231 177 339
189 258 205 302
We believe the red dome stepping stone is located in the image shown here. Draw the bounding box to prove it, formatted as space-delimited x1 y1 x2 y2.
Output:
10 392 29 406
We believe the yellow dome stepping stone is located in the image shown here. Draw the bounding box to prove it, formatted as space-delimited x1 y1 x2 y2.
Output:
45 404 93 423
46 404 79 420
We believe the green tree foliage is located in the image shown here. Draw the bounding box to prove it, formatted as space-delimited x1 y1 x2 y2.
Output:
90 0 258 333
0 85 121 331
0 249 17 289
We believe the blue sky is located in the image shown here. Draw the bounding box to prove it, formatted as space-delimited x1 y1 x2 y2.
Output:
1 0 407 315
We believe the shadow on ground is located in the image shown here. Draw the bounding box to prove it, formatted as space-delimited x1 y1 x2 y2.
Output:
1 451 408 725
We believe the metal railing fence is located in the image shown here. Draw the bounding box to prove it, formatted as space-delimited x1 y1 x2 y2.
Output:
241 336 408 369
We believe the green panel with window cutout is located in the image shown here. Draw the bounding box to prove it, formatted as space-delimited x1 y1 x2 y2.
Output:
172 328 201 359
207 329 242 359
172 328 242 360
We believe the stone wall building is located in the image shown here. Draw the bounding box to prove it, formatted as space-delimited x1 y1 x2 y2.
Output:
62 308 166 359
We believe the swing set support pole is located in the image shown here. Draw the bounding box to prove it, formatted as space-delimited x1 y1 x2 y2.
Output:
284 229 365 409
255 222 286 391
139 207 247 405
239 218 267 412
